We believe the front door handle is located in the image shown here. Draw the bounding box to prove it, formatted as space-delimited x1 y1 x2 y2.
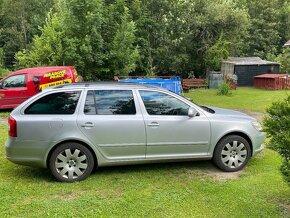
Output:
147 122 160 127
81 122 95 128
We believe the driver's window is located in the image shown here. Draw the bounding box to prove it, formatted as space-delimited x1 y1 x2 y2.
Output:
2 74 26 88
139 91 189 116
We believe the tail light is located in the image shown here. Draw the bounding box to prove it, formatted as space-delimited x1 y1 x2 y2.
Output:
8 115 17 137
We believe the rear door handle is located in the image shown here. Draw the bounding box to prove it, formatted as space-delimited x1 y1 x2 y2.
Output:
81 122 94 128
147 122 160 127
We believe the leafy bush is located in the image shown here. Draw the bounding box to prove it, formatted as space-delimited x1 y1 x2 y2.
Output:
263 95 290 183
204 32 230 71
0 68 11 78
275 48 290 74
217 82 232 96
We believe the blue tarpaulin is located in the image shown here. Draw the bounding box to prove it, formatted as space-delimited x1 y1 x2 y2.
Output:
118 76 182 94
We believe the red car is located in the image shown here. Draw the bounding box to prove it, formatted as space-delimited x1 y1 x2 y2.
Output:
0 66 79 109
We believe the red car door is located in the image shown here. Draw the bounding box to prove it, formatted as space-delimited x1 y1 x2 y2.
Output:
0 74 29 109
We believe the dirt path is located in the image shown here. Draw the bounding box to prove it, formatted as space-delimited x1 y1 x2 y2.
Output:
206 165 242 181
238 110 264 122
0 117 7 125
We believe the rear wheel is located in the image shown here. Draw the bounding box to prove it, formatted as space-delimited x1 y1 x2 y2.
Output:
213 135 251 172
49 142 94 182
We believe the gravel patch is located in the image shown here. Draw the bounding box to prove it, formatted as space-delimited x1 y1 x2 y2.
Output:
0 117 7 125
206 165 242 181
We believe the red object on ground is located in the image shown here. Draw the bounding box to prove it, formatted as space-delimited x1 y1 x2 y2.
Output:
254 74 290 90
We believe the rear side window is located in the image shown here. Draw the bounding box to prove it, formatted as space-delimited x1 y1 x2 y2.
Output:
84 90 136 115
25 91 81 114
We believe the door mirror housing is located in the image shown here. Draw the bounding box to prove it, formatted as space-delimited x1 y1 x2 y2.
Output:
188 107 199 117
0 82 3 89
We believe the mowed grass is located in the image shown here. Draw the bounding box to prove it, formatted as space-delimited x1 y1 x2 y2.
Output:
0 124 289 217
0 87 289 217
184 87 289 112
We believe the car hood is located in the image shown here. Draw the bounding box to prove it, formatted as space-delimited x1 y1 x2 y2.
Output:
205 106 255 121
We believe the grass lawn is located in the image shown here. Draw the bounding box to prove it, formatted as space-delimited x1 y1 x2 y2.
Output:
0 87 289 217
184 87 289 113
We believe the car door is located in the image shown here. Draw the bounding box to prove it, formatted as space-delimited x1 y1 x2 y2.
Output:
77 89 146 160
0 74 28 109
138 90 211 159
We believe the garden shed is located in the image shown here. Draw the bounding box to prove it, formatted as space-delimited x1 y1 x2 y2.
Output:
254 74 289 90
221 57 280 86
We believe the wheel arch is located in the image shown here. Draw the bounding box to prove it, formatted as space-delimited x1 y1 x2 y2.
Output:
214 132 253 156
46 139 98 169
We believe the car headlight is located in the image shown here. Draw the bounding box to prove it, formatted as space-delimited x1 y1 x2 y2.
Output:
252 121 263 132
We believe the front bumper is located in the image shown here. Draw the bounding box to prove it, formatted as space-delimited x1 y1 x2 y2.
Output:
251 132 265 156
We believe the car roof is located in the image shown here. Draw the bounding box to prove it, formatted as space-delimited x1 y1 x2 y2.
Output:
51 82 166 91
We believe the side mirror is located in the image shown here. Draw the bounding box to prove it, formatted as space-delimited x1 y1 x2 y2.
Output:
188 107 199 117
0 83 3 89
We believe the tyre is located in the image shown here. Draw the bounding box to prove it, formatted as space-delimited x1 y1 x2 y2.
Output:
49 142 94 182
213 135 251 172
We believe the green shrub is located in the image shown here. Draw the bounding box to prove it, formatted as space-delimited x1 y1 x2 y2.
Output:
217 82 232 96
0 68 11 78
263 95 290 183
275 48 290 74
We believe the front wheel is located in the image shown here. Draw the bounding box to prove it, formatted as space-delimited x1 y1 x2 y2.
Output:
49 142 94 182
213 135 251 172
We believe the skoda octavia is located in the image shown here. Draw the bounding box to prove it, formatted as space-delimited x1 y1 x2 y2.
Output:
6 83 264 182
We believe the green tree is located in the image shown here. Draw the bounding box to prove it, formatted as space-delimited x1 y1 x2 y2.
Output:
275 48 290 74
60 0 105 80
108 7 139 78
3 0 289 79
205 33 231 71
16 11 64 68
277 1 290 48
16 0 140 80
140 0 249 77
127 0 154 75
0 48 4 68
244 0 287 58
0 0 53 68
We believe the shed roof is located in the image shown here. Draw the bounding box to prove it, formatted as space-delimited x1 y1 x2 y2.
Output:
283 40 290 47
254 74 289 79
222 57 279 65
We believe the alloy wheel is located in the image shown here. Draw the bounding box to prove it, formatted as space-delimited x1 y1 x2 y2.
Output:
55 148 88 180
221 140 247 169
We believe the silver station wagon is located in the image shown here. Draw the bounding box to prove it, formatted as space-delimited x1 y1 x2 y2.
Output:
6 83 264 182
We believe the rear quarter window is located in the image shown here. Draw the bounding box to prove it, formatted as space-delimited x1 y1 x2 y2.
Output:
25 91 81 114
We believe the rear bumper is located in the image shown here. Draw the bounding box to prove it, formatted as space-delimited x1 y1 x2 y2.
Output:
5 138 49 168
